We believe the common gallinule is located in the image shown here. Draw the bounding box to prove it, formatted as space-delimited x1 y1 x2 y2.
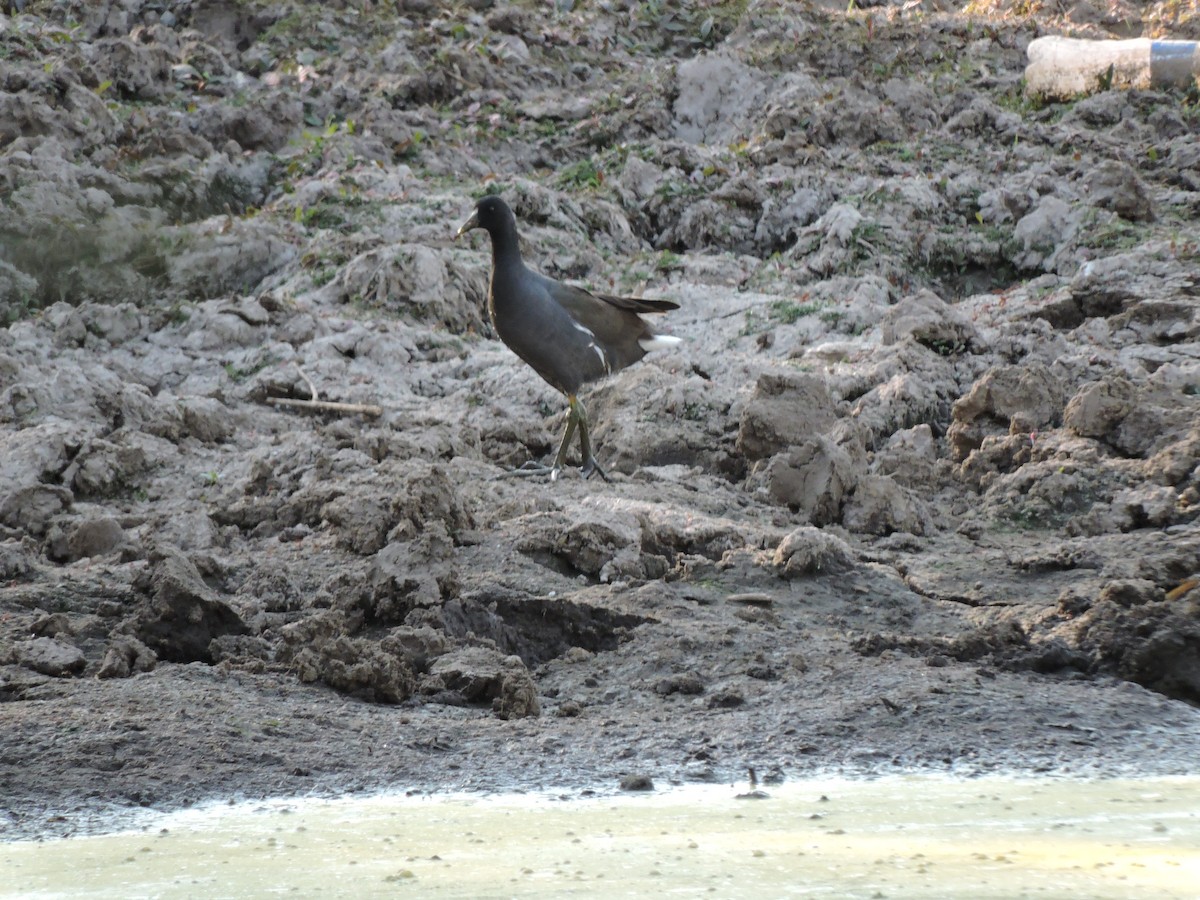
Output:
457 195 680 481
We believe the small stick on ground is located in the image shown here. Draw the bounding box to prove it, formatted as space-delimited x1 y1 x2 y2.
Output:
262 365 382 416
265 397 383 417
296 365 320 402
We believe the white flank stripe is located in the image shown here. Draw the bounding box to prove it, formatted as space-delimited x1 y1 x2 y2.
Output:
639 334 682 352
591 343 609 373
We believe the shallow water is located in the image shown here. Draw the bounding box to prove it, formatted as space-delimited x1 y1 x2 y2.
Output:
3 776 1198 899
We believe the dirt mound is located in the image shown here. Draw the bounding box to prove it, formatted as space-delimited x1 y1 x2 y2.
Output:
1 0 1198 839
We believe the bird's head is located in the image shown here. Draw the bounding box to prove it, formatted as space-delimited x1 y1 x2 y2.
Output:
456 194 515 240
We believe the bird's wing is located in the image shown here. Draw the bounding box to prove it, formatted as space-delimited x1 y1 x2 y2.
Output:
593 292 679 314
548 281 678 316
543 279 678 373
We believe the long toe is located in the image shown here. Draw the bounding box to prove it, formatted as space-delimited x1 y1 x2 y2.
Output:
571 398 610 481
497 462 555 479
580 456 610 482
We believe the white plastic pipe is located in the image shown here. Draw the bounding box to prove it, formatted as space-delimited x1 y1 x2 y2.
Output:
1025 36 1200 100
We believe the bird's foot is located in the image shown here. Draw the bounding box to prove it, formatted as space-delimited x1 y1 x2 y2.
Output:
495 460 606 482
496 461 556 479
580 457 610 482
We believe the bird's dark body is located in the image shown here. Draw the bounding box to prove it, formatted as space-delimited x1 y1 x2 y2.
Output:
489 264 666 395
457 194 678 480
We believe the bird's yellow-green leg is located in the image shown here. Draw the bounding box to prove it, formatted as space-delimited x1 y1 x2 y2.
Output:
549 399 580 482
502 396 608 482
571 395 609 482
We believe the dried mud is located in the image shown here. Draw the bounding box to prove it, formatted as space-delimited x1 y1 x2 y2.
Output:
2 0 1199 840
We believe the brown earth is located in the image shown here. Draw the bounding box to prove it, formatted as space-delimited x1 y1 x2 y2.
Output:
2 0 1199 841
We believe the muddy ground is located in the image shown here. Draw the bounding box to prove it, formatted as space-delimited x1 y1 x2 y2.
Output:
2 0 1199 841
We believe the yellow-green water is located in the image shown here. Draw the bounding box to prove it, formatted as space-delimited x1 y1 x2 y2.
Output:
3 776 1198 899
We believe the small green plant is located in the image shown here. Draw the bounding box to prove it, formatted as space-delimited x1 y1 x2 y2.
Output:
655 250 684 272
996 79 1044 114
594 91 624 115
558 158 604 189
164 303 190 326
223 353 276 382
654 179 705 201
395 129 425 160
1 295 38 327
769 299 823 324
1088 215 1143 252
477 182 510 199
294 201 346 230
923 337 960 356
852 221 884 259
818 309 845 328
311 266 338 287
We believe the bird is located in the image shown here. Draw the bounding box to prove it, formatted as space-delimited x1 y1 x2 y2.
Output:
456 195 680 481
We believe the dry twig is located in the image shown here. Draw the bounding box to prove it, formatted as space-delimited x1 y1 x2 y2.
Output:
265 397 383 417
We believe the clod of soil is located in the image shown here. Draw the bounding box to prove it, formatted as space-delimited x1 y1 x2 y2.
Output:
2 0 1199 841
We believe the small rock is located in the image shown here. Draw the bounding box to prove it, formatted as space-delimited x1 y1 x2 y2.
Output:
428 647 540 718
381 625 450 673
179 397 235 443
1010 196 1073 271
737 372 839 462
1064 377 1135 439
619 774 655 792
0 485 73 537
654 672 705 696
1083 160 1154 222
30 613 72 638
1112 485 1179 528
880 290 978 353
0 540 34 580
1098 579 1161 608
17 637 86 677
763 437 856 523
285 636 415 704
842 475 930 537
772 526 855 577
68 517 125 560
126 546 247 663
96 635 158 679
949 363 1065 463
705 688 745 709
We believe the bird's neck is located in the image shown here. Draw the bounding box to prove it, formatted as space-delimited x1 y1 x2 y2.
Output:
488 259 524 319
488 228 522 270
487 229 527 318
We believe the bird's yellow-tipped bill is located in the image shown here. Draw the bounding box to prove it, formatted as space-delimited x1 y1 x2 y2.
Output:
455 211 479 238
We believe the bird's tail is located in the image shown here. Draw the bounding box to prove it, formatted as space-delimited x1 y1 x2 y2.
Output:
639 334 682 352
